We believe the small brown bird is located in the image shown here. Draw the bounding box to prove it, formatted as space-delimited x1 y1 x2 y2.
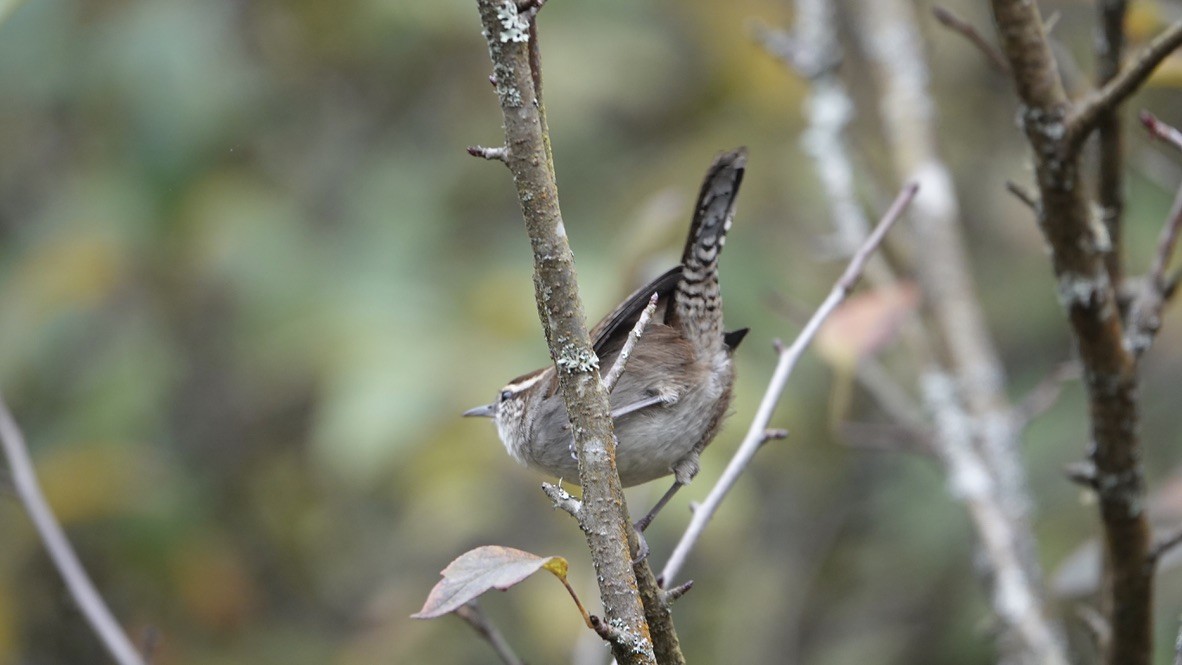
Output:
465 148 748 531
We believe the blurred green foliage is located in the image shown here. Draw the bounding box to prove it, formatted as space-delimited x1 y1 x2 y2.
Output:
1 0 1182 663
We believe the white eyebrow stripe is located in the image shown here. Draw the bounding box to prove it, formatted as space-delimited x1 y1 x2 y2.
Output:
506 373 546 393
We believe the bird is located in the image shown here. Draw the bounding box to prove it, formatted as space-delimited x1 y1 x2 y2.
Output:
465 147 748 534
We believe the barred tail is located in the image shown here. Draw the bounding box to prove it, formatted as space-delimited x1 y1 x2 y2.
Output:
669 147 746 354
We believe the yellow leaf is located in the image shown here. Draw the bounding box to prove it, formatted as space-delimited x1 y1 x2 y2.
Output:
541 557 568 580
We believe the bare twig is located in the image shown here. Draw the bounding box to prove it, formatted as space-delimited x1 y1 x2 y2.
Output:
516 0 547 22
602 293 658 393
855 358 928 431
855 0 1032 521
763 429 789 442
839 421 932 456
1149 525 1182 566
0 396 146 665
1005 180 1040 212
931 5 1010 73
1014 361 1081 426
1127 181 1182 355
1077 604 1114 656
1069 20 1182 146
659 182 917 586
542 481 582 518
140 627 160 665
467 144 508 162
1065 460 1100 490
1144 185 1182 300
661 580 693 605
1142 111 1182 152
455 602 526 665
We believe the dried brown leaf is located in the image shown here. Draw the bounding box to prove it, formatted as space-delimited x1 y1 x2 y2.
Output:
413 545 569 619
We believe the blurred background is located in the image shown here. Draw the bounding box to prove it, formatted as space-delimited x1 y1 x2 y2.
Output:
1 0 1182 663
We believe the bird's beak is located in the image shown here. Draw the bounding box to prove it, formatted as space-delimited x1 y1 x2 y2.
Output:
463 403 496 418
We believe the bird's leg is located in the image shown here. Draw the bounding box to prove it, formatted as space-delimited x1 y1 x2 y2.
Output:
634 479 684 534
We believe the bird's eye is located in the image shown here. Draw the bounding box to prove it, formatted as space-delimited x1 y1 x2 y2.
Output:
500 390 512 402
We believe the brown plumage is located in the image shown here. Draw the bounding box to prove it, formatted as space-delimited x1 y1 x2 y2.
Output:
465 148 748 493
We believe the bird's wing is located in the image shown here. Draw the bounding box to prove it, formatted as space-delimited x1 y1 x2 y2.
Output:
590 266 682 356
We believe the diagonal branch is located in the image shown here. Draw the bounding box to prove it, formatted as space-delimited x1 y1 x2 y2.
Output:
659 182 916 587
602 293 658 393
0 396 146 665
1142 110 1182 153
931 5 1010 73
1127 180 1182 355
454 602 525 665
1068 20 1182 147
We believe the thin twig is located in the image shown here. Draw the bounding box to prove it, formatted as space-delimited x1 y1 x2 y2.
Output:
516 0 547 22
1068 20 1182 146
602 293 658 393
1127 180 1182 355
1146 185 1182 291
931 6 1010 73
467 145 508 162
661 580 693 604
1065 460 1099 489
1014 361 1082 426
1005 180 1040 212
659 182 917 586
1142 111 1182 152
1149 525 1182 566
839 421 932 456
855 358 928 431
542 481 582 518
0 396 146 665
455 602 526 665
1076 604 1113 656
140 626 160 665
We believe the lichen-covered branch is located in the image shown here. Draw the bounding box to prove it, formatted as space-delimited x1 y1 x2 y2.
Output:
850 3 1066 661
473 2 655 662
989 2 1154 663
